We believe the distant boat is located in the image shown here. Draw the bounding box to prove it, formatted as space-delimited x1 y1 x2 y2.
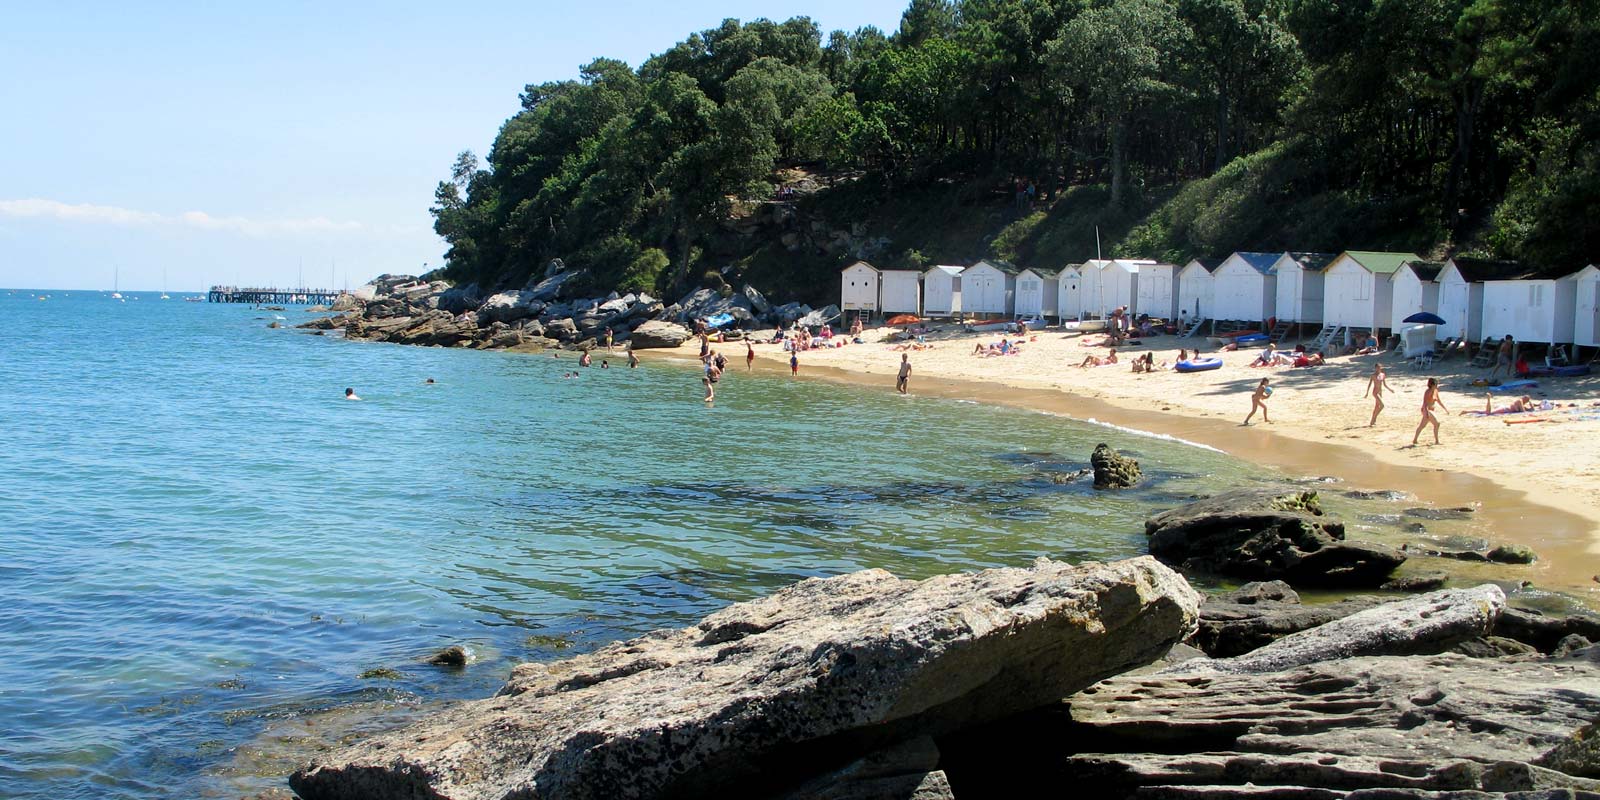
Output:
111 267 123 300
161 268 170 299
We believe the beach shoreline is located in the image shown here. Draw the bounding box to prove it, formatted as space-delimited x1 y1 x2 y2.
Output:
655 325 1600 597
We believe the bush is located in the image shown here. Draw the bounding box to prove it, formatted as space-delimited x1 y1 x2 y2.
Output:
618 248 670 293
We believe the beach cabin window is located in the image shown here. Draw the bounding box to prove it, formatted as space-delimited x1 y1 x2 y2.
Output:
1528 284 1544 307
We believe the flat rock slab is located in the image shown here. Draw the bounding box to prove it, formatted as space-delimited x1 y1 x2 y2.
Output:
292 556 1200 800
1062 649 1600 798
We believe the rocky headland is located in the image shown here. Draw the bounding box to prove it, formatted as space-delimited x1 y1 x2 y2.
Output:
289 489 1600 800
298 268 837 353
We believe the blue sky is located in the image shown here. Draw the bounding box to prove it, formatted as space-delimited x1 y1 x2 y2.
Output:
0 1 908 291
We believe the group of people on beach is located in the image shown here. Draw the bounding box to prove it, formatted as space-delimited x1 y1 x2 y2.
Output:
1242 361 1449 446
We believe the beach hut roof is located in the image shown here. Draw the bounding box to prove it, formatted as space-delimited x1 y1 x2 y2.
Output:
841 260 879 273
1447 257 1534 282
1339 251 1420 275
1185 258 1222 272
1397 260 1444 282
1231 252 1280 275
1284 252 1336 271
927 265 963 276
980 259 1022 275
1024 267 1060 279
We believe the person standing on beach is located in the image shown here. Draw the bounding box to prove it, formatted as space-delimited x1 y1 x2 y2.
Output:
1488 335 1515 380
897 354 912 394
790 351 799 376
604 328 614 351
1412 377 1449 445
1244 378 1272 425
627 345 639 369
1364 363 1392 426
746 339 755 369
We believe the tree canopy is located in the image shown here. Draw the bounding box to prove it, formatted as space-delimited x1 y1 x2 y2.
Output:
433 0 1600 295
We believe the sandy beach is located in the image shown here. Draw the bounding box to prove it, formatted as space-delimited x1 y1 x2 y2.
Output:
717 323 1600 593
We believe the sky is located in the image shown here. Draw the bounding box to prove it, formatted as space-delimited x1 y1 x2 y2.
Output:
0 1 909 292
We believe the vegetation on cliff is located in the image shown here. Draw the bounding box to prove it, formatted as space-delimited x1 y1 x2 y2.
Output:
431 0 1600 304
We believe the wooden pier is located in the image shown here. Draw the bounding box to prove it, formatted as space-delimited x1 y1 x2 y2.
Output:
207 286 345 305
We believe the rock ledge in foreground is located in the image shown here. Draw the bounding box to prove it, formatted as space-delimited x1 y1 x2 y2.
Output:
292 556 1200 800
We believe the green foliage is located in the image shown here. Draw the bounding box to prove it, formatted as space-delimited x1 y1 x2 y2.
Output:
429 1 1600 297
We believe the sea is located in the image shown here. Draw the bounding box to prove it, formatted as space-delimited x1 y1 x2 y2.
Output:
0 289 1493 799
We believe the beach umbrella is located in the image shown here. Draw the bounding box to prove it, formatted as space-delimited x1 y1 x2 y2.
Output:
1403 311 1446 325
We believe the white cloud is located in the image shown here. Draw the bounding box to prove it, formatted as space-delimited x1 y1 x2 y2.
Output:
0 198 371 237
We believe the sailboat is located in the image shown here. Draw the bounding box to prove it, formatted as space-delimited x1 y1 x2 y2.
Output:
160 268 170 300
111 266 123 300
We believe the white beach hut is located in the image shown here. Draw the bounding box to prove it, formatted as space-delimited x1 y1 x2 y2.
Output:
1177 258 1219 319
839 261 880 315
1015 267 1059 319
1573 264 1600 349
1134 262 1179 320
1057 265 1083 320
1388 260 1443 338
1322 251 1419 334
1212 252 1280 324
1437 257 1525 343
1085 258 1149 317
879 270 922 315
1482 268 1578 345
922 265 963 317
1271 252 1332 324
959 260 1018 317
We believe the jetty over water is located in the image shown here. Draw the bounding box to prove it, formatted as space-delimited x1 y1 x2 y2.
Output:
207 286 344 305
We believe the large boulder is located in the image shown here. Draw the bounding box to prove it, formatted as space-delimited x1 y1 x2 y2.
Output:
1091 443 1142 489
630 320 692 349
542 317 578 342
330 293 363 312
526 269 584 301
1196 589 1386 658
798 304 842 328
1146 489 1406 588
477 290 545 325
291 557 1201 800
437 283 485 314
743 284 771 314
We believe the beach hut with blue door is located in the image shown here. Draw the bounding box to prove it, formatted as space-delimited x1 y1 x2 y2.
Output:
1211 252 1280 324
840 261 880 316
1388 260 1443 340
879 270 922 315
1014 267 1059 319
923 265 963 317
1482 267 1578 345
1177 258 1219 319
1271 252 1333 325
1134 262 1179 320
1573 264 1600 349
960 260 1018 317
1322 251 1420 336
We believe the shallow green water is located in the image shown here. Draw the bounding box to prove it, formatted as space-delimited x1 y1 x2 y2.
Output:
0 289 1510 798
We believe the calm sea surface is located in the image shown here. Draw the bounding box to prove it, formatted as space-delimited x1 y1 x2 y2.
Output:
0 289 1460 798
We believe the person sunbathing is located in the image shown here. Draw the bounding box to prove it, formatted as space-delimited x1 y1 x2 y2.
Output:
1293 353 1325 367
1466 393 1536 415
1079 348 1118 368
1131 352 1156 373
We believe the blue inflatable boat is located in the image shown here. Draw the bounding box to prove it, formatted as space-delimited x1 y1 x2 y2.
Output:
1175 357 1224 373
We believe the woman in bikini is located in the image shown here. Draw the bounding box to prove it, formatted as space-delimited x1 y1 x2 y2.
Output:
1244 378 1272 425
1412 377 1449 445
1363 362 1391 427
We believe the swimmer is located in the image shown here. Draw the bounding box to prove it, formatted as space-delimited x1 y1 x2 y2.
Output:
424 378 435 385
897 353 911 394
627 346 639 368
601 360 609 369
344 388 361 401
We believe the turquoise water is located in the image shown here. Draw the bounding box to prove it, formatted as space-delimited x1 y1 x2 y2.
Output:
0 289 1339 798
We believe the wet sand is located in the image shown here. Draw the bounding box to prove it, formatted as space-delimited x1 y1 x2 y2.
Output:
656 328 1600 598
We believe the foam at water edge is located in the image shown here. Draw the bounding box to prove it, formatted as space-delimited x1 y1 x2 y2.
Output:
1081 417 1226 453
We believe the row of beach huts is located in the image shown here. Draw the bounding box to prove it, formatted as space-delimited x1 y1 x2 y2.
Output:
840 254 1600 352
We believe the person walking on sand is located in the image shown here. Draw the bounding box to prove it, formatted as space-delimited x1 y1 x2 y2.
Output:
790 351 799 376
1488 335 1515 381
896 354 912 394
1412 377 1449 445
1364 362 1392 426
746 339 755 369
1244 378 1272 425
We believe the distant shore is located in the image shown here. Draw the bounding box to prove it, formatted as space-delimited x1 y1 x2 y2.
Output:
668 324 1600 597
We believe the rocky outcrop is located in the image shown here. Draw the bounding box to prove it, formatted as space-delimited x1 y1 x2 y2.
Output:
629 320 692 349
1146 489 1406 588
1179 585 1505 674
1091 443 1142 489
1054 647 1600 798
1196 586 1385 657
476 290 546 324
291 557 1201 800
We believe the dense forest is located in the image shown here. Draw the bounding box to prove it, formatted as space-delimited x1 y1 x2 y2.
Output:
431 0 1600 303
